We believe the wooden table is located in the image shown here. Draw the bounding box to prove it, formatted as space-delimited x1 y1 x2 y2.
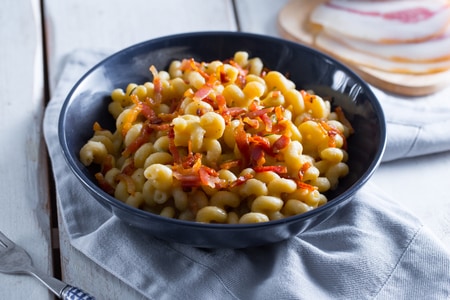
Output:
1 1 449 299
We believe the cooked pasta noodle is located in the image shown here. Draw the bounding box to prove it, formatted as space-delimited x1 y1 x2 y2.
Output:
80 51 354 224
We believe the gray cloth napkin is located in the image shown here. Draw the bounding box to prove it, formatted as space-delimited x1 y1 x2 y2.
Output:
373 87 450 162
44 50 450 299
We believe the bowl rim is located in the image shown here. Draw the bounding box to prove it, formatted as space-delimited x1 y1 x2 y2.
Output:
58 31 387 230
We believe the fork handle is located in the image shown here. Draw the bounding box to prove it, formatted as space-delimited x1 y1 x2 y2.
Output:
30 268 95 299
61 285 95 300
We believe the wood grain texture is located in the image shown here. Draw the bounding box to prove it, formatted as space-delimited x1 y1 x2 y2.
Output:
234 0 290 36
43 0 237 298
43 0 237 91
0 0 53 299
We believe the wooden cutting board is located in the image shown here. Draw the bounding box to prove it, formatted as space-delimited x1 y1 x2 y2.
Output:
277 0 450 96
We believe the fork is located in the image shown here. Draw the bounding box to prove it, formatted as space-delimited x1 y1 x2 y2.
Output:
0 230 95 299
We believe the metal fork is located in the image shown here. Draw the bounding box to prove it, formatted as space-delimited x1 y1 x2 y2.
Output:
0 230 95 300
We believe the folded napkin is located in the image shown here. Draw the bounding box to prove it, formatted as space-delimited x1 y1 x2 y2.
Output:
44 50 450 299
373 87 450 162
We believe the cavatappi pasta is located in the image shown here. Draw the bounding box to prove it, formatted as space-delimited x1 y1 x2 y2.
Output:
79 51 354 224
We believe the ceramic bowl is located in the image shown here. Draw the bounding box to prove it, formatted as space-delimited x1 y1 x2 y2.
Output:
59 32 386 248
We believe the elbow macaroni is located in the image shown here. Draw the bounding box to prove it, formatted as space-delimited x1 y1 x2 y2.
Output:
80 51 354 224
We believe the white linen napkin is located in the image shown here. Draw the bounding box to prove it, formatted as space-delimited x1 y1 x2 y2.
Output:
44 50 450 299
373 87 450 162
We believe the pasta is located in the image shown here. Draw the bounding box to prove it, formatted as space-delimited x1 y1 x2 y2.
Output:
80 51 354 224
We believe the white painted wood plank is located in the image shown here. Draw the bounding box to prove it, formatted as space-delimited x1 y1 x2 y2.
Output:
236 0 450 247
44 0 237 91
235 0 289 36
0 0 53 299
44 0 237 298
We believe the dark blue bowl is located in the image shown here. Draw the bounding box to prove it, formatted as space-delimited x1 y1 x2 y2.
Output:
59 31 386 248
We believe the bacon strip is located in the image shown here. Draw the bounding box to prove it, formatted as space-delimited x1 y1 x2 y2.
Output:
310 0 450 43
315 30 450 74
91 55 355 200
122 122 153 157
95 173 116 195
